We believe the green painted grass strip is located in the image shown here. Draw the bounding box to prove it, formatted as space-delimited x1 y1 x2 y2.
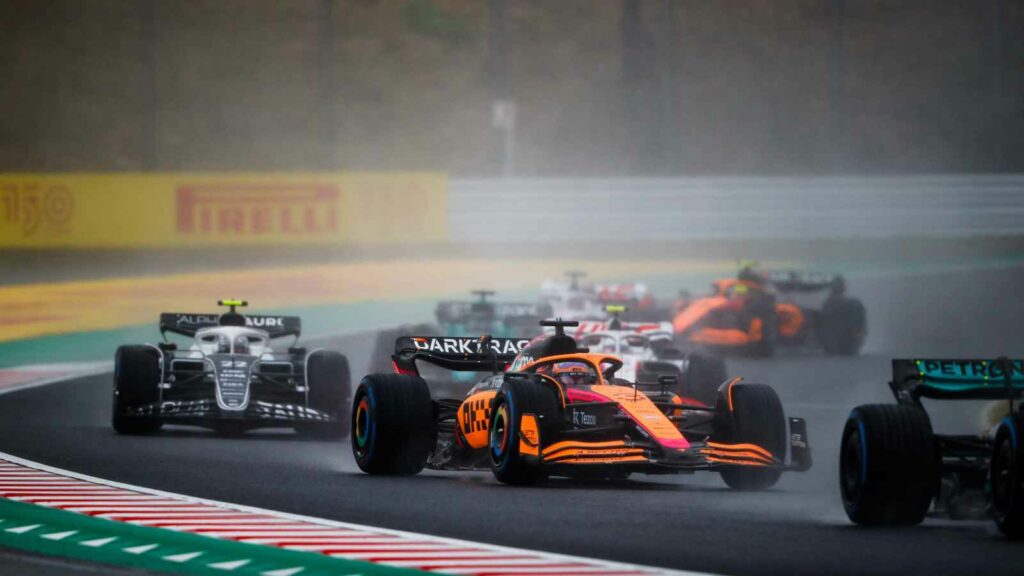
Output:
0 497 422 576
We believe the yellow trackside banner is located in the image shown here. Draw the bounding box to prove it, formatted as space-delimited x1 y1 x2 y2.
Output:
0 172 447 248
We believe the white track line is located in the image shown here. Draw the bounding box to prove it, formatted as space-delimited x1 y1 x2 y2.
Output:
0 362 112 397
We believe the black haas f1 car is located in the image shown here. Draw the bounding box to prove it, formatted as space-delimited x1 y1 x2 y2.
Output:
112 300 351 437
841 358 1024 537
351 320 811 487
672 268 866 357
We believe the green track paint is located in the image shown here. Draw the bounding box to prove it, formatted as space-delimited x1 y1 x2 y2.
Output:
0 497 419 576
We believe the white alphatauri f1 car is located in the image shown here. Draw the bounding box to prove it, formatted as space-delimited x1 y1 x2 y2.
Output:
112 300 351 437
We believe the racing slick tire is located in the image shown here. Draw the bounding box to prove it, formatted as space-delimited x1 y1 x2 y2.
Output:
296 351 352 439
681 353 727 406
818 295 867 356
111 345 163 435
715 382 786 490
840 404 936 526
745 295 778 358
992 412 1024 538
351 374 435 475
489 378 561 486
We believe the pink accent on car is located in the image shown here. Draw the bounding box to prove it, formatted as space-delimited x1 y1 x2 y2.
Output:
565 386 691 450
566 388 608 403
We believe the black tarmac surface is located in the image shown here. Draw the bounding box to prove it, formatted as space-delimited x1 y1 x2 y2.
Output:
2 265 1024 575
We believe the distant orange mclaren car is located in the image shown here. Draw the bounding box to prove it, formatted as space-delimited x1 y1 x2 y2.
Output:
673 268 866 357
351 320 811 487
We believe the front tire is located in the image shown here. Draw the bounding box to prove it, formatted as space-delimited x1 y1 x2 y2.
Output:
992 413 1024 538
298 351 352 439
840 404 936 525
715 382 786 490
490 378 561 486
112 346 163 435
351 374 435 475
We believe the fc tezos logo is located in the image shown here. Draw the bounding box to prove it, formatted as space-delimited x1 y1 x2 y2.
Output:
571 409 597 427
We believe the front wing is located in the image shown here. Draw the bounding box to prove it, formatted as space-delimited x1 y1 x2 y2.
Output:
125 399 334 427
527 418 812 474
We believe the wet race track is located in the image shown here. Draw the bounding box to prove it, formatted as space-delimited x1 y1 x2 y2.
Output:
2 265 1024 575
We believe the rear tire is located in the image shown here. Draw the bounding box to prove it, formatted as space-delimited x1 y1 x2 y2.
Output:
490 378 561 485
715 382 786 490
840 404 936 525
112 346 163 435
351 374 435 475
745 295 777 357
818 295 867 356
298 351 352 439
992 412 1024 538
680 353 727 406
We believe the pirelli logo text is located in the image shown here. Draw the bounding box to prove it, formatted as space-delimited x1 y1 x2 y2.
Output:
176 185 339 237
460 398 492 434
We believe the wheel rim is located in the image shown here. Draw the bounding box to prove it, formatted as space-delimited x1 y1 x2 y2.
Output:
354 397 371 452
841 423 864 506
490 403 510 463
993 438 1014 518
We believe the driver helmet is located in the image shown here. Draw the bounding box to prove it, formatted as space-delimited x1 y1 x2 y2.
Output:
216 334 231 354
737 260 764 285
233 335 251 355
553 362 597 388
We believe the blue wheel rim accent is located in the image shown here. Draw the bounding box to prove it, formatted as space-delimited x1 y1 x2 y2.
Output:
491 393 515 465
354 398 371 448
491 407 508 459
354 388 377 461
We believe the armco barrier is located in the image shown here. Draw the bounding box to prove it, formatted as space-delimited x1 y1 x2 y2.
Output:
0 173 447 248
4 174 1021 247
449 176 1024 241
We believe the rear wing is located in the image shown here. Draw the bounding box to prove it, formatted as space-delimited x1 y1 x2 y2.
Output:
159 313 302 339
765 270 844 294
891 358 1024 402
392 336 531 374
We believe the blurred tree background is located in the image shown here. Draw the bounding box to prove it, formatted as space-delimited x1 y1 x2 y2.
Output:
0 0 1021 176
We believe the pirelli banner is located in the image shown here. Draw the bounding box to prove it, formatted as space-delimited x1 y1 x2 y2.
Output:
0 173 447 248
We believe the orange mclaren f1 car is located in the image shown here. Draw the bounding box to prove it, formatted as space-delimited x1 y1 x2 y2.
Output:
673 268 866 357
351 320 811 486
